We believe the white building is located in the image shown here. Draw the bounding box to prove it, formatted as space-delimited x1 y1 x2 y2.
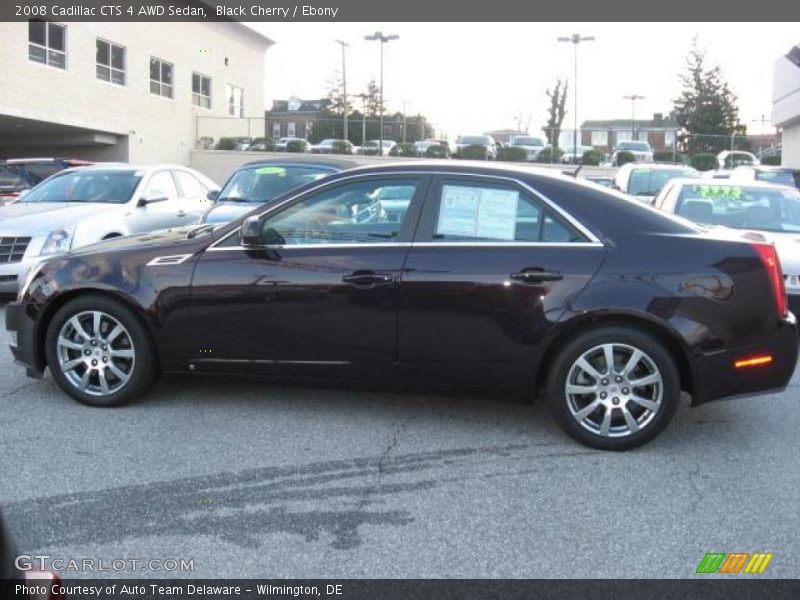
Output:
0 20 272 164
773 44 800 168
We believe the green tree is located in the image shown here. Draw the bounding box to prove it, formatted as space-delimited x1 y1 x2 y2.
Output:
543 79 568 150
364 79 384 117
673 40 743 154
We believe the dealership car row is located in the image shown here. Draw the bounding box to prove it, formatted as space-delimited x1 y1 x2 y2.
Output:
1 151 799 450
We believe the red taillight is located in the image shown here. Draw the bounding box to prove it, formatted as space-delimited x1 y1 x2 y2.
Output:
752 243 788 318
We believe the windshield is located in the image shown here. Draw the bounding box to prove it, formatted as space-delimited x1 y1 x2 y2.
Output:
675 184 800 233
458 136 488 145
218 165 333 203
755 169 797 187
628 168 697 196
511 137 544 147
21 170 141 203
618 142 650 152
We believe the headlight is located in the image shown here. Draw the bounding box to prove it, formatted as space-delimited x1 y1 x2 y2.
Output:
39 226 75 256
17 261 45 302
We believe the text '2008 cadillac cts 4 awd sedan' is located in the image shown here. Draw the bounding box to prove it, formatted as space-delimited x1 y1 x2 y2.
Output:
6 163 798 450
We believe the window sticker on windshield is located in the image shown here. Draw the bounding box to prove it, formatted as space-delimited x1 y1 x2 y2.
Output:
437 185 518 241
255 166 287 176
691 185 742 199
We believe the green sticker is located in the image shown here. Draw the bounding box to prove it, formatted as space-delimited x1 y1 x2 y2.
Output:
255 166 287 176
696 185 742 199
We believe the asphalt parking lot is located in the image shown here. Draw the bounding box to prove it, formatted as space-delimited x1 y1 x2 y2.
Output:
1 301 798 579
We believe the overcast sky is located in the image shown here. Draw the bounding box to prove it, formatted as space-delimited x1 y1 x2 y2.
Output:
249 22 798 139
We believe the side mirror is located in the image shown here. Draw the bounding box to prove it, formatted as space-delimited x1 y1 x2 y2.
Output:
240 216 262 247
207 189 220 202
138 189 168 207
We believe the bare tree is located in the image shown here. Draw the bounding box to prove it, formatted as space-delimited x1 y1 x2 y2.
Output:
544 79 569 150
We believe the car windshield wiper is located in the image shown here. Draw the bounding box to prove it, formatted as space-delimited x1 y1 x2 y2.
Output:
187 224 218 238
217 197 253 203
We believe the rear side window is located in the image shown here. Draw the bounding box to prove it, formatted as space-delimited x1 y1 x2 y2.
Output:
218 166 333 204
430 181 582 243
755 170 796 187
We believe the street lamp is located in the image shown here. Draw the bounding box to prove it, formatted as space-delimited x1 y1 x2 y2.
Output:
334 40 349 142
364 31 399 154
558 33 595 158
623 94 645 141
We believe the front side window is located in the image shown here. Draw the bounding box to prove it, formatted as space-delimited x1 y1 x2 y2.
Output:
20 170 142 204
145 171 178 200
755 169 796 187
431 181 581 243
174 171 208 198
192 73 211 108
96 39 125 85
227 85 244 117
150 57 173 98
29 21 66 69
254 178 419 245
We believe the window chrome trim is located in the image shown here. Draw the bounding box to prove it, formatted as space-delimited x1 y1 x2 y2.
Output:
208 170 603 251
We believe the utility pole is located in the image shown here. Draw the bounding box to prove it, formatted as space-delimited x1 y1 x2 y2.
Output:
623 94 645 141
334 39 349 142
365 31 399 154
558 33 595 158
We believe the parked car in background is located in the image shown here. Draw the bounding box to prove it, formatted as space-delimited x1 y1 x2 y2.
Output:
8 163 798 451
509 136 546 161
0 158 92 205
653 178 800 316
613 162 699 204
274 137 310 152
454 135 497 160
358 140 396 156
716 150 759 169
561 145 593 165
728 165 800 189
612 141 654 164
412 139 451 158
585 176 615 188
202 157 359 225
0 164 218 293
311 139 357 155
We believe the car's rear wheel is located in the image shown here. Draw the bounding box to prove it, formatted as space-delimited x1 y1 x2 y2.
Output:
546 326 681 450
45 295 158 407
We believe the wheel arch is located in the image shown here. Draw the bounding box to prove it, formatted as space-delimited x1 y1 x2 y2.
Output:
534 311 695 399
35 288 162 373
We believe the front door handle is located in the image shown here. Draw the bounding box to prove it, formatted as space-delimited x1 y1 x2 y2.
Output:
342 271 395 288
510 269 563 284
177 210 188 217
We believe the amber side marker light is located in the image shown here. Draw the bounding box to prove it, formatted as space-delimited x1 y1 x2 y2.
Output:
734 355 774 369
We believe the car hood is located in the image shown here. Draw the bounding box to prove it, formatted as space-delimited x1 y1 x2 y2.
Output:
65 223 218 258
0 202 120 234
202 201 263 225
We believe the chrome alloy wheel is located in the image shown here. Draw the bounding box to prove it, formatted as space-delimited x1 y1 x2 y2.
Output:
56 311 135 397
564 343 663 438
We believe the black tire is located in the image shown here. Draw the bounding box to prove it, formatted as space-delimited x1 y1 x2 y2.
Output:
546 326 681 451
45 295 158 407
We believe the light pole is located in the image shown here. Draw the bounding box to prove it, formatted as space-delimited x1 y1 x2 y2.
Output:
558 33 595 158
356 93 368 146
334 39 349 142
364 31 399 154
623 94 645 141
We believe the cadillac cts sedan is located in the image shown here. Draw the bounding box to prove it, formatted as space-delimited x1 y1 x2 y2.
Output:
0 164 218 293
6 163 798 450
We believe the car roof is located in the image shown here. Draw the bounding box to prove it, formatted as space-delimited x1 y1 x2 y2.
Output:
241 156 361 170
662 177 794 190
734 165 792 172
618 162 695 173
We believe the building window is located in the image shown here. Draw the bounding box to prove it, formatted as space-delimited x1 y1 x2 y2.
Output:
150 57 174 98
591 130 608 146
664 131 675 146
29 21 66 69
226 85 244 117
637 130 649 142
271 123 281 138
617 130 632 142
192 73 211 109
96 39 125 86
287 122 296 137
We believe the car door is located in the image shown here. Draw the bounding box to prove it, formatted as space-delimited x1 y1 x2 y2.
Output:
173 169 213 223
397 174 607 387
189 173 429 382
126 170 181 233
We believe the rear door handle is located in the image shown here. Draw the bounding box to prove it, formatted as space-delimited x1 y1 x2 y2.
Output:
510 269 563 284
342 271 395 288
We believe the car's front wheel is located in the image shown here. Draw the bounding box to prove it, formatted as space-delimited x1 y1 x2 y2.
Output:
546 326 681 450
45 295 158 407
